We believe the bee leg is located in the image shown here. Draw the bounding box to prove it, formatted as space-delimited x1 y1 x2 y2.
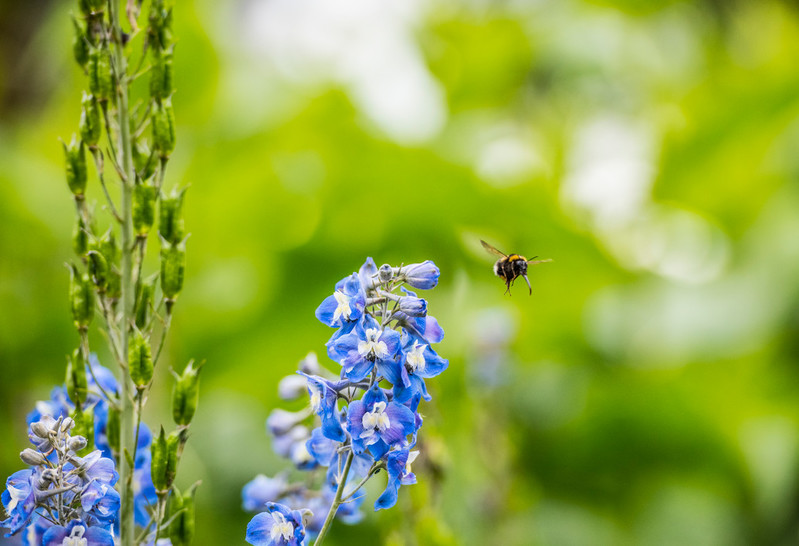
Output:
504 279 512 295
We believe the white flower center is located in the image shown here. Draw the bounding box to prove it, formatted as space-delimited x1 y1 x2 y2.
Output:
308 383 322 413
406 342 427 373
269 511 295 543
361 401 390 439
6 485 26 512
357 328 389 359
405 450 420 475
62 525 88 546
332 290 352 322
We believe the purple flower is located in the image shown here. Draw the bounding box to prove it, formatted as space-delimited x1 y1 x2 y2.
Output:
327 315 402 383
246 502 309 546
375 449 418 511
393 331 448 403
347 384 416 457
42 520 114 546
315 274 366 328
358 257 378 291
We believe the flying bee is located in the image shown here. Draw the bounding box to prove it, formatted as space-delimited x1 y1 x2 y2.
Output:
481 240 552 295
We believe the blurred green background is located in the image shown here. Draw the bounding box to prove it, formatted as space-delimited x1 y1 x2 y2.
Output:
3 0 799 544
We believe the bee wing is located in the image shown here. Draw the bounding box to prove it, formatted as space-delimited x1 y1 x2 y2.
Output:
527 258 553 265
481 240 507 258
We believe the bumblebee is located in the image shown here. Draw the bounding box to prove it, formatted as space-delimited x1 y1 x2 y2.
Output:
481 240 552 295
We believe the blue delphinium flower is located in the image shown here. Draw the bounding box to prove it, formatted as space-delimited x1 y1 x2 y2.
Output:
1 469 36 536
42 520 114 546
244 256 447 542
375 448 419 511
327 315 402 383
246 502 309 546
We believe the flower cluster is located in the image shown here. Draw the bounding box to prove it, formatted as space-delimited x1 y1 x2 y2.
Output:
243 258 447 545
1 414 119 546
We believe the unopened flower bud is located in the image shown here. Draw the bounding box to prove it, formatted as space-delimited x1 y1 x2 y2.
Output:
398 260 440 290
378 264 393 283
63 136 87 198
150 47 174 102
60 417 75 433
72 18 89 67
151 426 179 491
266 409 305 437
88 47 113 102
152 98 176 157
70 406 94 454
129 329 153 387
30 421 50 439
133 180 157 237
79 93 102 146
66 349 89 406
69 264 95 329
298 352 321 375
159 188 186 244
172 360 202 426
399 295 427 317
160 239 186 303
20 448 47 466
68 436 88 452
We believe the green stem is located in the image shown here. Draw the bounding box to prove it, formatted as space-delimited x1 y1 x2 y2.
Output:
314 450 354 546
108 1 136 544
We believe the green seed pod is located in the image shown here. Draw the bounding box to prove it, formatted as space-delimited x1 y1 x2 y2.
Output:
150 47 174 102
69 405 95 455
66 349 89 407
172 360 202 426
73 215 89 257
96 228 118 263
160 240 186 302
63 136 88 198
79 93 102 146
87 0 105 13
88 47 113 102
135 274 157 330
72 18 89 67
69 264 95 329
159 188 186 244
129 329 153 387
151 98 176 158
169 484 198 546
149 0 175 50
132 139 157 180
106 406 120 454
151 427 179 491
87 250 108 292
133 180 157 237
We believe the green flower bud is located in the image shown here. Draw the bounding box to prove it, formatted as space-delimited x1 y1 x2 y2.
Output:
63 136 88 198
132 139 156 180
135 274 157 329
69 264 95 329
151 427 179 491
106 406 120 454
159 188 185 244
72 18 89 67
169 484 198 546
160 240 186 303
87 250 108 292
73 215 89 257
66 349 89 407
96 228 118 263
79 93 102 146
88 47 113 102
149 0 175 50
150 47 174 102
151 98 176 158
69 405 95 455
172 360 202 426
129 329 153 387
133 180 157 237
